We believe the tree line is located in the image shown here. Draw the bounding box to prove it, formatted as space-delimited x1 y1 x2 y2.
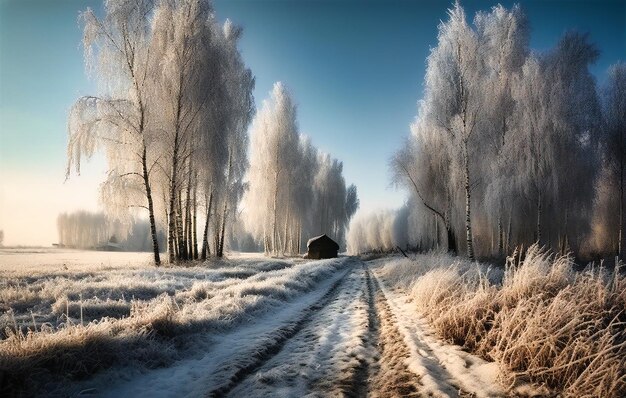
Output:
383 2 626 260
66 0 357 264
57 210 166 251
243 83 359 256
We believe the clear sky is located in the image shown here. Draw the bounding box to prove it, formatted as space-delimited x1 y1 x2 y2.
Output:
0 0 624 246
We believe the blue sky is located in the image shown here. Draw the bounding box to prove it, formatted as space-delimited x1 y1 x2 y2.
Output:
0 0 624 245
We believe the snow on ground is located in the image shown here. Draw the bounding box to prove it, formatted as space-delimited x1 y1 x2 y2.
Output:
0 249 295 329
1 251 514 397
87 258 429 398
0 253 350 396
77 261 353 397
0 247 155 274
372 266 504 398
86 256 506 397
223 264 369 397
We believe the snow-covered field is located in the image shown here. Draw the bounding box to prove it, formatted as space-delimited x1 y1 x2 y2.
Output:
3 248 621 397
0 247 155 273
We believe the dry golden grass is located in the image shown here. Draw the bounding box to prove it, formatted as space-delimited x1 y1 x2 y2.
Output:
379 245 626 397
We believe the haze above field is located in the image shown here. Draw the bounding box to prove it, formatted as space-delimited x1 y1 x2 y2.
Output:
1 0 624 246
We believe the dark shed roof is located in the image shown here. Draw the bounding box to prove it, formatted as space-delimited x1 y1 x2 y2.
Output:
306 234 339 250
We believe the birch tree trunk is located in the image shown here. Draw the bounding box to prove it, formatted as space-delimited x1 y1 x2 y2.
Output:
497 215 503 257
463 141 475 261
192 180 198 260
185 164 193 260
141 143 161 266
272 170 279 255
283 203 290 255
177 192 186 260
218 199 227 257
298 222 302 254
617 138 624 259
168 127 180 264
432 213 437 249
447 223 457 254
506 211 512 254
201 190 213 260
536 187 542 244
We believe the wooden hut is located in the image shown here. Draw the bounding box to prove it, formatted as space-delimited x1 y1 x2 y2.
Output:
304 234 339 259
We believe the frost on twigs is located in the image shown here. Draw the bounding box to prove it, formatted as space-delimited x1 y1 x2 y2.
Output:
242 83 359 257
387 2 612 262
67 0 259 264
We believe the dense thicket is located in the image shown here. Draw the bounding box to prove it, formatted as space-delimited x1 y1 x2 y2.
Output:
590 62 626 257
243 83 359 255
350 2 624 259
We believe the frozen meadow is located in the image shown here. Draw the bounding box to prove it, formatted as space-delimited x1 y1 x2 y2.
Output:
0 249 340 395
2 247 623 397
0 249 502 397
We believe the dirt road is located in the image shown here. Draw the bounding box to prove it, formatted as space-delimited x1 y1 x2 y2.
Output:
91 257 502 398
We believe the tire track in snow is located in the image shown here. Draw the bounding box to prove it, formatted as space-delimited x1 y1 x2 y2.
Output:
221 261 377 398
364 269 422 397
372 265 500 398
206 266 353 397
217 261 424 397
341 265 379 397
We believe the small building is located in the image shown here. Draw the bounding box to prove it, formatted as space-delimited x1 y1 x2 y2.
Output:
305 234 339 259
95 235 123 251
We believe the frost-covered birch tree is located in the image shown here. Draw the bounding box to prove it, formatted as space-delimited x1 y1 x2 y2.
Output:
66 0 162 265
287 136 317 253
244 82 299 255
244 83 358 255
509 32 600 250
212 20 255 258
391 119 457 253
593 63 626 257
313 154 346 240
417 1 485 260
145 0 254 262
68 0 254 264
150 0 219 263
544 32 600 252
476 4 528 256
389 3 606 259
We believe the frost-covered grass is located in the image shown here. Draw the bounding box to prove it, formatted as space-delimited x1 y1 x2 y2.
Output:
374 245 626 397
0 253 293 332
0 251 348 396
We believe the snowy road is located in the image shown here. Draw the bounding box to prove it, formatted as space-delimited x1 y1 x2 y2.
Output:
77 257 503 397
